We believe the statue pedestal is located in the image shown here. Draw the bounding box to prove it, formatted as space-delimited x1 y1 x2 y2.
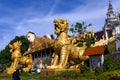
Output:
40 69 79 77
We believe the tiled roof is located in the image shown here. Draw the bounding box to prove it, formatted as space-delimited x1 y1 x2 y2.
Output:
83 46 106 56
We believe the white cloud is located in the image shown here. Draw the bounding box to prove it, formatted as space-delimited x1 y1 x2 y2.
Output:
47 0 60 16
1 0 120 51
13 0 114 37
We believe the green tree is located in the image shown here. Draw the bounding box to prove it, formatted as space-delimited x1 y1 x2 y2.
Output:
9 36 29 53
70 22 91 35
69 22 94 47
0 36 29 67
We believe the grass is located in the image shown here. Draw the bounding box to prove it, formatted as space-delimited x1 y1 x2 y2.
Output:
0 72 12 80
20 72 42 80
1 70 120 80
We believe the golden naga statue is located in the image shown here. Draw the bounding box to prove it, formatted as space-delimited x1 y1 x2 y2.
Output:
48 18 89 69
92 33 115 47
6 41 33 74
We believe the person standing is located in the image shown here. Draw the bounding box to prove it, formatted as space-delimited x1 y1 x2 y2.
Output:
12 69 20 80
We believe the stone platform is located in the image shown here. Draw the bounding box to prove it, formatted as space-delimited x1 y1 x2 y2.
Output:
40 68 79 77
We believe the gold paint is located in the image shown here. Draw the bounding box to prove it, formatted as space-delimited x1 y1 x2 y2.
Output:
6 41 33 74
48 18 89 69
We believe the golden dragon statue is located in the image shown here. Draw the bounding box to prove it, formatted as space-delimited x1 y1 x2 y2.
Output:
6 41 33 74
48 18 89 69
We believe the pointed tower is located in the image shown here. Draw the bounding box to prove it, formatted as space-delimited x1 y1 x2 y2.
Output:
106 0 116 21
103 0 119 39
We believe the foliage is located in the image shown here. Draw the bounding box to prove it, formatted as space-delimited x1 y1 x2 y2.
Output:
9 36 29 53
69 22 94 48
69 22 91 34
94 66 103 75
0 36 29 67
79 65 90 73
0 46 11 65
84 38 94 48
20 72 42 80
19 70 120 80
107 40 116 53
103 58 120 72
1 69 120 80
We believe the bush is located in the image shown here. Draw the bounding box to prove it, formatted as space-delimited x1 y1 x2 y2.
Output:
104 58 120 72
107 40 116 53
94 67 103 75
79 65 90 73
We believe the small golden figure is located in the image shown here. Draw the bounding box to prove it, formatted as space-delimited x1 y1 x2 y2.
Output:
6 41 33 74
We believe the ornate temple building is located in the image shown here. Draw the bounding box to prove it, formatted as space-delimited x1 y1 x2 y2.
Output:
103 0 120 39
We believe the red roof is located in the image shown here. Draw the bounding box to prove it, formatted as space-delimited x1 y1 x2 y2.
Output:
83 46 106 56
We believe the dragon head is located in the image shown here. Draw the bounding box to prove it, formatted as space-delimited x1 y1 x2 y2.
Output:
9 41 22 53
54 18 69 35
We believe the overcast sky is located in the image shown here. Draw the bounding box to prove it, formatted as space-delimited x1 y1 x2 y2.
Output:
0 0 120 51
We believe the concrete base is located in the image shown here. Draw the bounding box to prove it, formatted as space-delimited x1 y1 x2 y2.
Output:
40 68 79 77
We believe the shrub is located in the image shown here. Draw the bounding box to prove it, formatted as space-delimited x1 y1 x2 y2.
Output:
79 65 90 73
104 58 120 72
94 67 103 75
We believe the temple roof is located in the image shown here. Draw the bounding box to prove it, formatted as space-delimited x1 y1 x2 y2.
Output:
83 46 106 56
